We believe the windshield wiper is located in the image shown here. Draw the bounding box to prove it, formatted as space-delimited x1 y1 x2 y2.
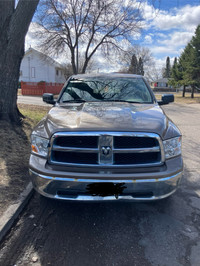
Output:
61 99 86 103
101 100 141 103
61 99 149 104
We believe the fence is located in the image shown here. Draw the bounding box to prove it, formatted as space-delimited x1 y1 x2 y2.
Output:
21 81 64 96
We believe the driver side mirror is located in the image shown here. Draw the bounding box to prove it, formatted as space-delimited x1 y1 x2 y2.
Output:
43 93 55 104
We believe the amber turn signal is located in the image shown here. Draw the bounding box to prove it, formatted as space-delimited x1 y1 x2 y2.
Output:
31 145 38 153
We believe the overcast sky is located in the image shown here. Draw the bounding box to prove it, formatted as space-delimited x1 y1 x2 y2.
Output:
25 0 200 74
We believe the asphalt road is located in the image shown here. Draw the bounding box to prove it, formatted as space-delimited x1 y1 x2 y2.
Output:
1 103 200 266
17 95 48 106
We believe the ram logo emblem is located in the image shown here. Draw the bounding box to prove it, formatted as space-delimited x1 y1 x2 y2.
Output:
101 146 111 156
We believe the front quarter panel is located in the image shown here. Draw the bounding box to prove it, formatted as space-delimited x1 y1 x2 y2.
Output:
31 115 51 139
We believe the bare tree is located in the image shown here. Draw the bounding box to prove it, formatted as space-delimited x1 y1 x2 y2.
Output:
119 46 153 69
145 64 162 82
118 45 161 81
35 0 144 74
62 56 96 80
0 0 39 123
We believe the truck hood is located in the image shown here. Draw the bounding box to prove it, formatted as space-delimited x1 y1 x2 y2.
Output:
33 102 180 140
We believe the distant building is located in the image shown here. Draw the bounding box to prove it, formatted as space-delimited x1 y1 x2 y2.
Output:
153 78 171 89
19 48 66 83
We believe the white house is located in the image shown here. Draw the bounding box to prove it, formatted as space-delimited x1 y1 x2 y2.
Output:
19 48 66 83
153 78 171 88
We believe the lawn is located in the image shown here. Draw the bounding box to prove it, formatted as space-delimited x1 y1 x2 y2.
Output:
155 91 200 104
18 103 50 125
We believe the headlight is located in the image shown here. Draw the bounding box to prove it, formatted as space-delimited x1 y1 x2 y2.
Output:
31 135 49 157
163 136 182 159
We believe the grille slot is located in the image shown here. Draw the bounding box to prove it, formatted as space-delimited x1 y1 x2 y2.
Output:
114 136 158 148
114 152 160 165
49 132 163 167
54 136 98 148
52 151 98 164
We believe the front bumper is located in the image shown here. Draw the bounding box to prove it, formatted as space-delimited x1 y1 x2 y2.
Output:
29 155 183 201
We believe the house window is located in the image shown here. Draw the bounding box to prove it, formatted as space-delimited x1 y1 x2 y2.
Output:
31 67 35 78
56 69 59 76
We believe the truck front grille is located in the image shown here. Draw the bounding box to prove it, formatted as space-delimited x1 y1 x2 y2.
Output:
49 132 163 167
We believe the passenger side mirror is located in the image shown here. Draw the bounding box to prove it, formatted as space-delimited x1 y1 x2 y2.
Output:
43 93 56 104
158 94 174 105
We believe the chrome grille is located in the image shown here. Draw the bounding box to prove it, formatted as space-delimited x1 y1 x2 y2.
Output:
49 132 164 167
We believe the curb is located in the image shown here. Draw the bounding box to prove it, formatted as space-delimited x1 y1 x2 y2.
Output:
0 182 34 243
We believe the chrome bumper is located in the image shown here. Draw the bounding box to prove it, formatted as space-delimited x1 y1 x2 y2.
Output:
29 169 183 201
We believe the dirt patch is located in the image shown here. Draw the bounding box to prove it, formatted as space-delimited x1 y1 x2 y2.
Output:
0 120 33 216
0 105 50 217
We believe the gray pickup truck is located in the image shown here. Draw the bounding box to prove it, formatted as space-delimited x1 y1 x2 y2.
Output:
29 73 183 201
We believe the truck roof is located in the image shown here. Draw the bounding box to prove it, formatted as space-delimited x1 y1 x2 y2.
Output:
71 73 143 79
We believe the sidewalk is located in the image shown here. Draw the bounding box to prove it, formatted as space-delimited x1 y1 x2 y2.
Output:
0 183 33 242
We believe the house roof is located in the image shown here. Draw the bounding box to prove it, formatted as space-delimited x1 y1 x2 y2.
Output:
154 78 169 83
24 48 64 69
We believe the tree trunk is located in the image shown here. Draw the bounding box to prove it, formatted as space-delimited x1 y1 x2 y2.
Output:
0 0 39 123
82 58 90 74
191 85 195 98
182 85 186 97
70 47 77 74
0 48 24 122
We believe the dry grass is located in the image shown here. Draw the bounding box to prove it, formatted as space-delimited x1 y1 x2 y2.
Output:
18 103 51 125
174 93 200 104
155 92 200 104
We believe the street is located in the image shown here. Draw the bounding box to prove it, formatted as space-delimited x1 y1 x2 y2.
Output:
17 95 48 106
0 103 200 266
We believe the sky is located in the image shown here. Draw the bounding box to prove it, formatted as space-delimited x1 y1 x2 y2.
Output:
25 0 200 76
138 0 200 70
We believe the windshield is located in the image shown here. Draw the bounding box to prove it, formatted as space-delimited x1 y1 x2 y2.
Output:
59 77 153 103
